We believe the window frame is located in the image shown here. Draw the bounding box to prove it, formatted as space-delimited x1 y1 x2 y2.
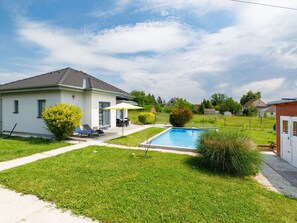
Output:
37 99 46 118
283 120 289 134
13 100 19 114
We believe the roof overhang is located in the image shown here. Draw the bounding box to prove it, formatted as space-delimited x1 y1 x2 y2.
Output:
268 98 297 105
0 84 133 99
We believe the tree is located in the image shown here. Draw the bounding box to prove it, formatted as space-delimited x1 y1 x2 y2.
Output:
145 93 156 105
173 98 194 110
211 93 227 107
200 99 213 109
220 98 242 114
157 96 163 104
131 90 146 106
198 103 205 114
240 90 261 105
42 103 82 140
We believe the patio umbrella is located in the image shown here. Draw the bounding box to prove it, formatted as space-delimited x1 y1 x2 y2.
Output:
104 102 143 136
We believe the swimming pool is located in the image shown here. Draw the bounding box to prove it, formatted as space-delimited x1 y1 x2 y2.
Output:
142 128 206 151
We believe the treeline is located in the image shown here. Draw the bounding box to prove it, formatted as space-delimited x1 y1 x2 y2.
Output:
131 89 263 116
131 90 166 112
199 90 262 115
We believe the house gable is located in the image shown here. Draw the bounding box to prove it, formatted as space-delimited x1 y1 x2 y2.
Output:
243 98 267 109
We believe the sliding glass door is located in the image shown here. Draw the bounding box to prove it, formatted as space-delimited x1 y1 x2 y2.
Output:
99 102 110 127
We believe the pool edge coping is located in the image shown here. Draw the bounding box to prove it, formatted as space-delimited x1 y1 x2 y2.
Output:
140 127 209 152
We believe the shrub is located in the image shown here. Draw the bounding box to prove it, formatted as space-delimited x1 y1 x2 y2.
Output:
198 130 262 176
42 103 82 140
163 106 173 113
138 112 156 124
273 123 276 131
169 108 193 127
243 106 258 116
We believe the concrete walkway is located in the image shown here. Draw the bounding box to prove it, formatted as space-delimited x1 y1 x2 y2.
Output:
257 152 297 198
0 187 96 223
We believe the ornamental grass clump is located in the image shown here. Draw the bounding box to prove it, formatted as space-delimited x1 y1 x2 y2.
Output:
198 130 262 176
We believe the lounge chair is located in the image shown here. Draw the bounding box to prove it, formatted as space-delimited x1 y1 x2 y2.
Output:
82 124 105 136
74 127 93 137
74 125 104 137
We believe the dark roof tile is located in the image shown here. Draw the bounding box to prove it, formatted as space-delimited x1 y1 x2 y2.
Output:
0 67 131 97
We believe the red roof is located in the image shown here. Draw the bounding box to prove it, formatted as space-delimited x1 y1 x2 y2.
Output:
243 98 267 108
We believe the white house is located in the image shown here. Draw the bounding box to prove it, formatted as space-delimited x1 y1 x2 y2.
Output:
0 67 133 137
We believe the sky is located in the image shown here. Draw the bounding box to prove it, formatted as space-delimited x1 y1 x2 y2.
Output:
1 0 297 104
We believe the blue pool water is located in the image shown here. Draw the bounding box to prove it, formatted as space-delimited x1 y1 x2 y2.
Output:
148 128 205 149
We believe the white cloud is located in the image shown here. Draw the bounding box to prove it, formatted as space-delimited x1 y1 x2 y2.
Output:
18 20 139 72
216 83 230 89
10 0 297 103
120 71 206 103
0 72 30 85
233 78 285 96
89 0 131 18
92 22 193 54
143 0 236 16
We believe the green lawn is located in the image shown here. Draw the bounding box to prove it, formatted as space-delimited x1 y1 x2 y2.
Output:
129 111 276 145
107 127 164 147
0 137 70 162
0 146 296 222
129 111 275 130
246 130 276 145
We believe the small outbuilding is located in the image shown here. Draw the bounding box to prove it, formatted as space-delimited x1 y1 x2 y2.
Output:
224 111 232 116
204 108 216 115
268 98 297 167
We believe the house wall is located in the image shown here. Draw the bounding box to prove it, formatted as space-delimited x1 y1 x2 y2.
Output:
275 103 297 156
60 90 86 124
91 92 117 128
2 89 123 136
2 91 61 136
58 90 118 128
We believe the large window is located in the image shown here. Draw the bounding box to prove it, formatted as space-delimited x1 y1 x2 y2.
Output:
13 100 19 113
99 102 110 126
37 100 46 118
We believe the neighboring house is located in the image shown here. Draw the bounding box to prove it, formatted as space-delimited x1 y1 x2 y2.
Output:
260 105 276 117
193 104 200 112
0 67 133 137
204 108 216 115
268 98 297 167
165 97 179 107
242 98 268 113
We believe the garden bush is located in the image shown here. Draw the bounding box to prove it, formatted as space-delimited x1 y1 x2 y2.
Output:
42 103 82 140
169 108 193 127
138 112 156 124
198 130 262 176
